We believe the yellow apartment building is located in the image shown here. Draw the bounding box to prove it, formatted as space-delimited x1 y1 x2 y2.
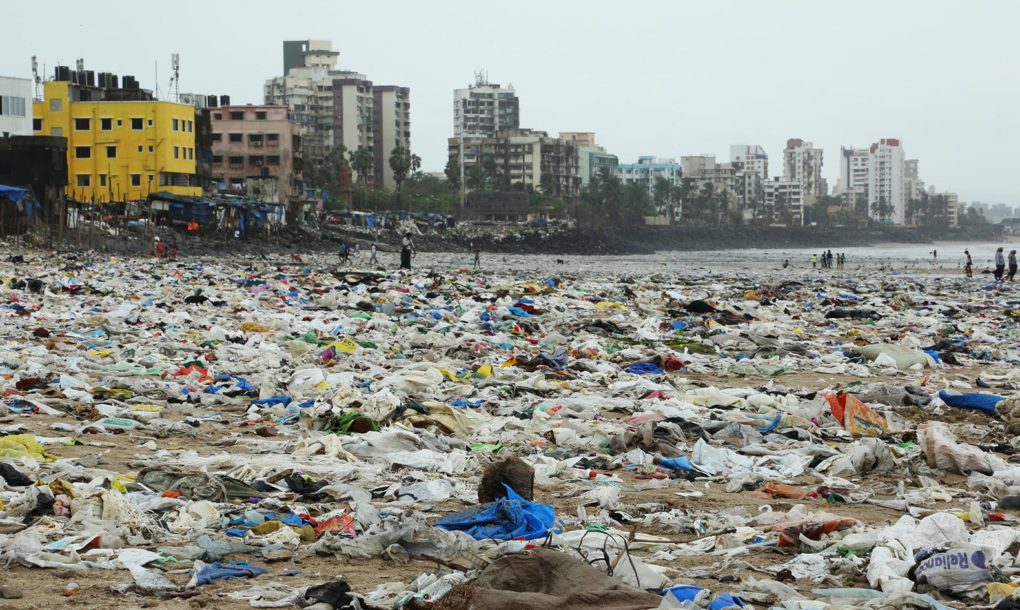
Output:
33 79 200 202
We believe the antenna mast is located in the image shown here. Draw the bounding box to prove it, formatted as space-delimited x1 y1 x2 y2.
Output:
31 56 40 99
170 53 180 103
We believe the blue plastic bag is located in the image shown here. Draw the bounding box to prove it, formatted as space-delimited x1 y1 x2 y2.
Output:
436 484 556 540
191 561 267 586
938 390 1004 415
540 348 569 370
657 456 708 476
625 362 664 375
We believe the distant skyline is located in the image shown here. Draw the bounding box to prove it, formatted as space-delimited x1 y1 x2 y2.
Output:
3 0 1019 204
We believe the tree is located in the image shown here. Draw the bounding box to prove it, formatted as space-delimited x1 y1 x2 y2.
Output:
444 156 460 192
871 196 894 223
348 147 374 210
389 146 422 210
306 144 348 207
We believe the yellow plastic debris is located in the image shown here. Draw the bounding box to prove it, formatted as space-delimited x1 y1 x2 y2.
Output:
475 364 493 378
332 338 359 354
240 322 268 333
0 435 55 461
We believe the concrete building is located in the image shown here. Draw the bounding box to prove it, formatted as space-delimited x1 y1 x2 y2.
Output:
0 76 32 137
867 138 906 224
730 145 768 216
617 156 681 214
560 132 617 187
453 75 519 138
764 178 804 226
372 86 411 190
208 105 302 201
904 159 925 202
32 66 199 202
680 154 740 210
782 138 826 204
448 128 579 199
265 40 362 163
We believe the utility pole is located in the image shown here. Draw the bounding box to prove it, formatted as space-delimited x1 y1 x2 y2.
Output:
459 131 466 210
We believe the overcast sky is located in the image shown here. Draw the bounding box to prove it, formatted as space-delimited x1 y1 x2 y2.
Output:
4 0 1019 204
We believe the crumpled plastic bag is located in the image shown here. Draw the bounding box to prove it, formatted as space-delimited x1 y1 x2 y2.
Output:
918 421 1004 475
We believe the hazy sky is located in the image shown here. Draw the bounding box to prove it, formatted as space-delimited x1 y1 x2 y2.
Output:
4 0 1019 203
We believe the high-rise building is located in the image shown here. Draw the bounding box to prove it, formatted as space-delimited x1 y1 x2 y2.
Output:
679 154 740 209
764 178 804 226
730 145 768 180
836 147 869 196
32 66 199 202
0 76 32 137
867 138 906 224
782 139 826 203
453 75 519 138
372 86 411 190
208 105 302 200
267 41 410 191
560 132 618 187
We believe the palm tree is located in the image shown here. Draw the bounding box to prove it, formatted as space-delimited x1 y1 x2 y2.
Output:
348 147 374 210
389 146 422 211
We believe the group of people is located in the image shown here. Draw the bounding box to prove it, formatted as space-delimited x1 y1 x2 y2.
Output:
337 232 422 272
152 237 177 260
811 250 846 270
962 247 1017 281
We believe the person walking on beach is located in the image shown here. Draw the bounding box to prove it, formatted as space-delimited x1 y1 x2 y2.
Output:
995 247 1006 281
1009 249 1018 281
931 249 938 264
811 254 817 269
154 237 165 259
338 240 350 266
964 249 973 278
472 242 481 271
400 232 415 271
368 241 380 267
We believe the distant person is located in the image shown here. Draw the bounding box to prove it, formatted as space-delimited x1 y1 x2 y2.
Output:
1010 249 1018 281
338 240 350 266
827 250 834 269
995 247 1006 281
932 249 938 263
154 237 165 259
472 242 481 270
811 254 817 269
369 241 380 267
964 249 973 278
782 259 790 269
171 244 178 261
400 232 415 270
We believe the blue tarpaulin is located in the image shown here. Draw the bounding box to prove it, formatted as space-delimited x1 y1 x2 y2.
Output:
0 185 30 203
436 485 556 540
938 390 1004 415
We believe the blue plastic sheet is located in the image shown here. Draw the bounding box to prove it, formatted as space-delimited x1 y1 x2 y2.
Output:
540 348 569 370
657 456 708 476
938 390 1004 415
625 362 664 375
436 484 556 540
663 585 745 609
191 561 267 586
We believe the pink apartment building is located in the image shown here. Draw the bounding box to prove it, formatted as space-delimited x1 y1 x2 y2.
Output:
209 105 302 200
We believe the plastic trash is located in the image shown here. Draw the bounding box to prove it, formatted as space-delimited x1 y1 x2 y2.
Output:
436 484 556 540
937 390 1004 415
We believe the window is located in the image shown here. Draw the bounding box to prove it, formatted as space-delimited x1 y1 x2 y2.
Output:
189 148 194 159
99 175 107 187
249 134 263 147
211 133 222 141
187 120 193 132
213 112 222 120
267 133 279 143
255 111 267 120
106 146 117 158
0 96 26 117
211 155 223 165
267 155 280 165
74 146 91 159
173 146 179 159
229 156 243 166
50 127 62 137
130 174 141 187
117 119 122 127
148 146 154 152
50 98 62 111
228 133 242 142
32 118 42 131
230 111 244 120
138 145 143 152
76 174 90 187
172 118 179 131
74 117 91 131
100 118 112 131
147 119 153 126
131 117 143 130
